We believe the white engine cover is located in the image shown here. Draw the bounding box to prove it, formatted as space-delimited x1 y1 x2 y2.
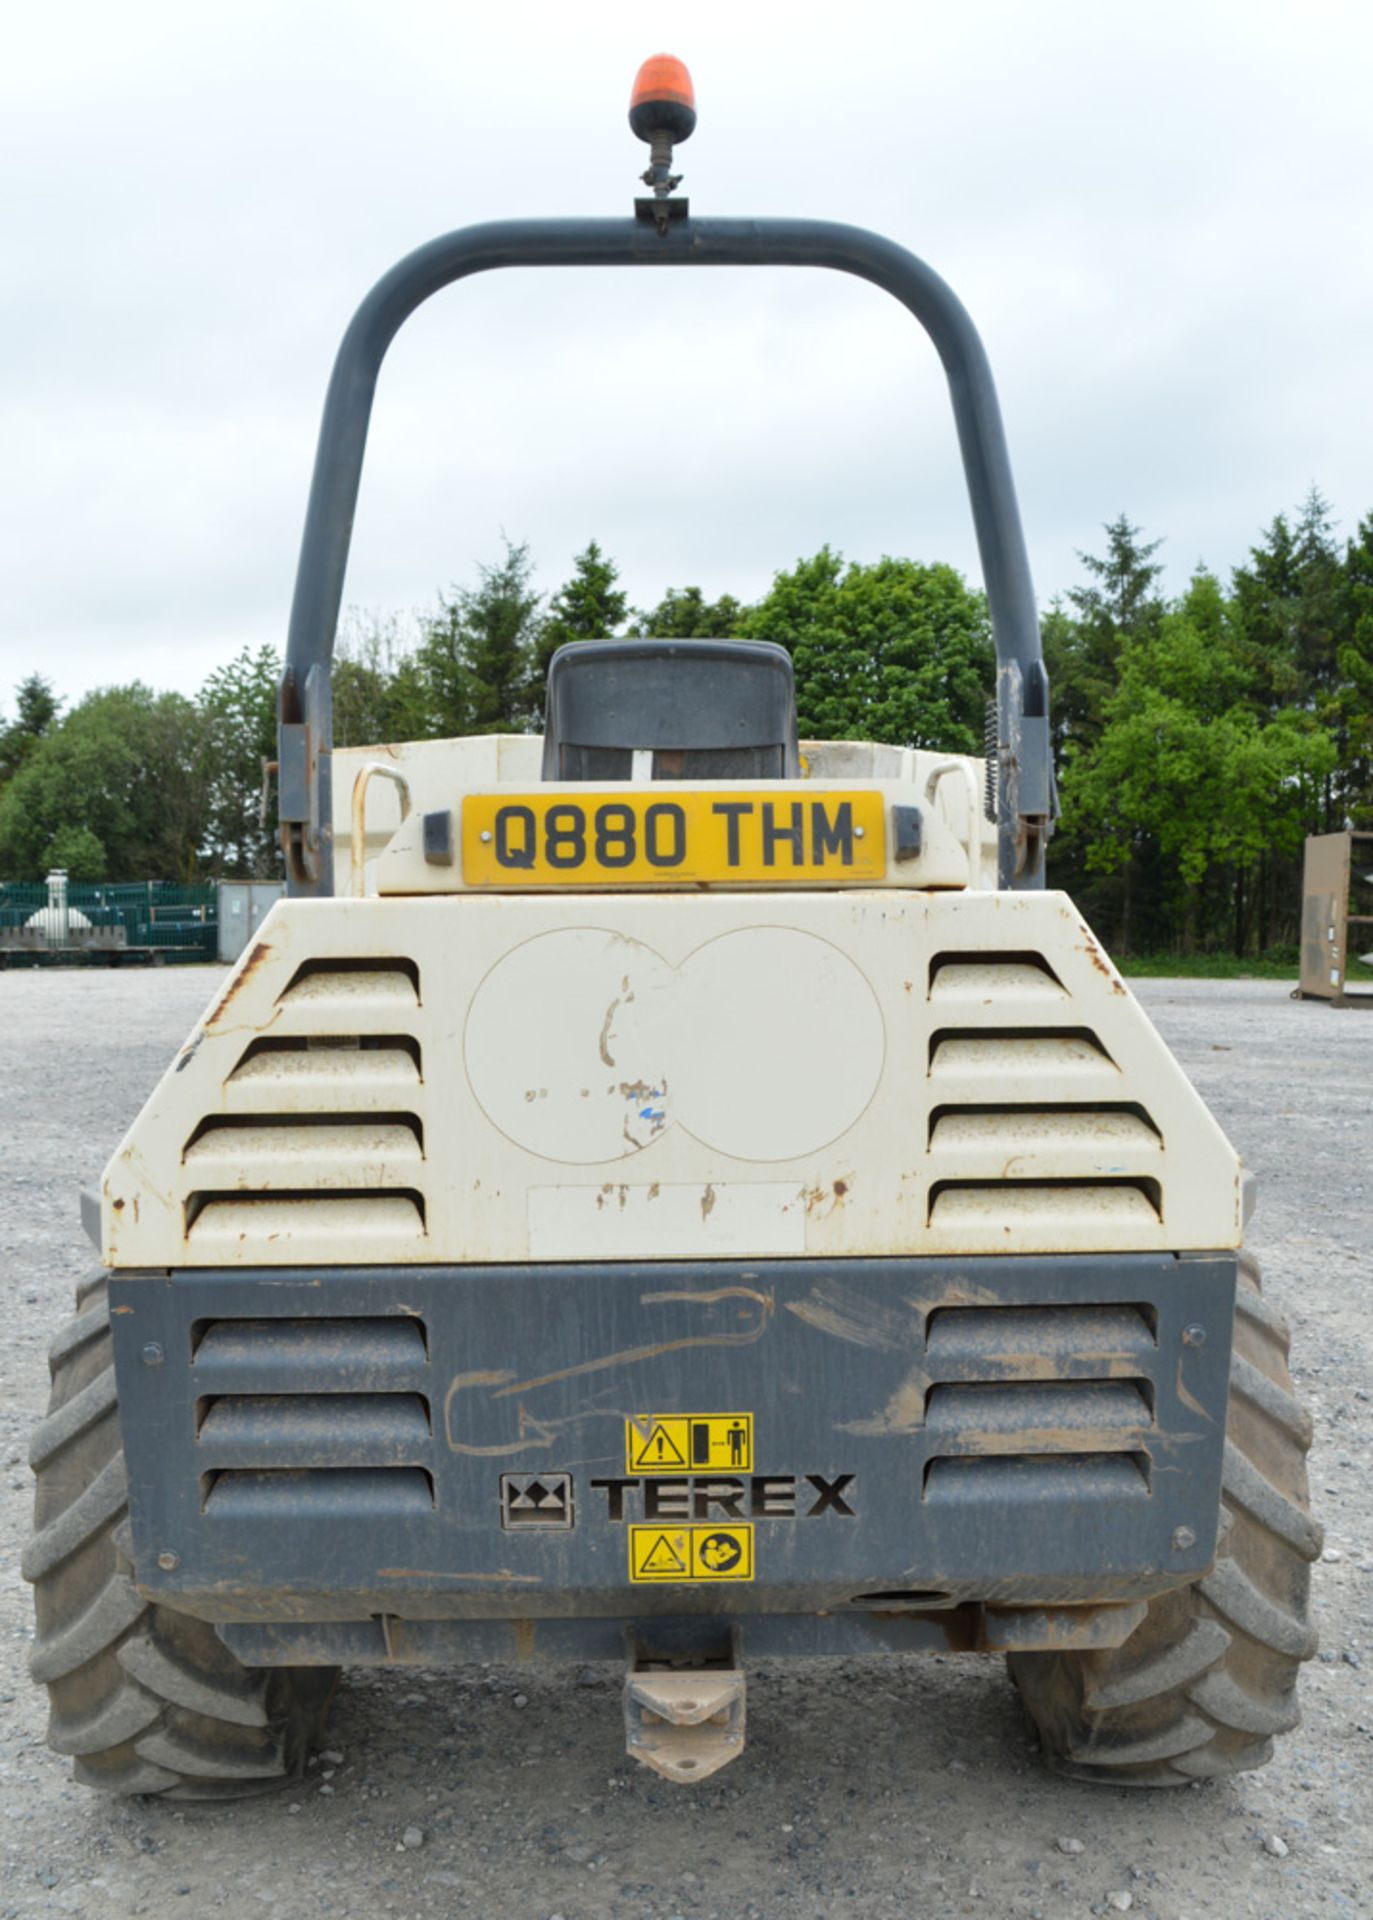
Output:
102 889 1242 1267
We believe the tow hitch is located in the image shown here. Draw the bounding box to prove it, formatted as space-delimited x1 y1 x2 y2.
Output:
625 1633 745 1784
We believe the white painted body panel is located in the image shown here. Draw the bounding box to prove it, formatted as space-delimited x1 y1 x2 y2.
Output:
102 889 1242 1267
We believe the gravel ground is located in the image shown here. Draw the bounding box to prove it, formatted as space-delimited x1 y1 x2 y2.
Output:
1 969 1369 1920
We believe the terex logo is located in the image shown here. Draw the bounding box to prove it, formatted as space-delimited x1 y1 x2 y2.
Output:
589 1474 857 1522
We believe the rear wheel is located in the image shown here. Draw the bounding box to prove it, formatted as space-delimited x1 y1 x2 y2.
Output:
24 1275 338 1798
1010 1250 1320 1784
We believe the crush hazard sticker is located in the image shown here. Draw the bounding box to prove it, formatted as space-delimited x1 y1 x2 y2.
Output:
625 1412 753 1475
629 1523 755 1583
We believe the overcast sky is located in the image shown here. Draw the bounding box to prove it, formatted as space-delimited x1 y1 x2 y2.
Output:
3 0 1371 708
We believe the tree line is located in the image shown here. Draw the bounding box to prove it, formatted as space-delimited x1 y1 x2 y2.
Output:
1 491 1368 957
1047 491 1370 954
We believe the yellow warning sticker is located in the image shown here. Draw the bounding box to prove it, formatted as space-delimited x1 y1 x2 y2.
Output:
629 1524 755 1583
625 1412 753 1475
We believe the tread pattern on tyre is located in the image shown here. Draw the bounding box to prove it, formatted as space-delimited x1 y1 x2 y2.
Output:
26 1278 337 1798
1010 1248 1320 1786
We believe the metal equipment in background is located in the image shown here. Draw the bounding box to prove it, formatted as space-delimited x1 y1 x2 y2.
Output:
1296 831 1373 1006
0 873 220 968
216 880 285 965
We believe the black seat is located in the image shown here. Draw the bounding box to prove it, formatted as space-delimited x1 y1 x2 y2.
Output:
541 638 800 781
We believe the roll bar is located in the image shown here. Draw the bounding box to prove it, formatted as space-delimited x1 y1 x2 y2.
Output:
278 216 1053 893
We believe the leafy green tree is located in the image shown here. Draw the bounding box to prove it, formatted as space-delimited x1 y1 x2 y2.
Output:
0 675 61 785
1233 490 1362 833
1231 509 1302 713
0 685 208 880
1061 596 1334 949
1038 601 1079 762
628 585 746 641
416 537 542 734
1231 490 1339 710
1043 518 1169 940
1290 487 1345 702
1338 511 1373 827
198 644 280 876
414 595 476 737
531 541 628 701
1046 515 1166 753
46 824 107 881
1069 512 1167 636
740 547 993 749
333 613 433 749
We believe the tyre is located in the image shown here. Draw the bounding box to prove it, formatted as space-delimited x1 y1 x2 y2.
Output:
1010 1249 1320 1785
24 1275 338 1798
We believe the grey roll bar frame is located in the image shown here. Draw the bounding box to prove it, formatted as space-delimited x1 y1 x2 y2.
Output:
277 216 1053 894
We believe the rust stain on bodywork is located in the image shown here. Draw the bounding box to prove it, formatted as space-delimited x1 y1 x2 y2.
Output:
1077 924 1127 995
206 941 272 1025
799 1175 853 1221
599 976 633 1067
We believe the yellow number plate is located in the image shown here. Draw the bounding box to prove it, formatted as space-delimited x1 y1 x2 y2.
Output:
461 789 885 885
